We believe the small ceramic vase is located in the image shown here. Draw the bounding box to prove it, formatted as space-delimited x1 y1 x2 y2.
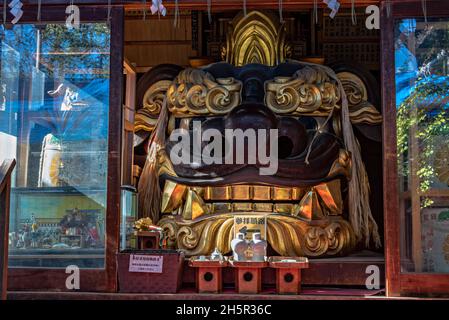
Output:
231 232 248 261
250 232 267 262
210 248 223 261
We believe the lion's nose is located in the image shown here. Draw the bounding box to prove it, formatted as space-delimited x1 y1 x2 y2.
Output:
224 103 277 131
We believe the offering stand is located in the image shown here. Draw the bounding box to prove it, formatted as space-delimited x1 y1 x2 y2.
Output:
189 257 228 293
268 256 309 294
228 257 268 294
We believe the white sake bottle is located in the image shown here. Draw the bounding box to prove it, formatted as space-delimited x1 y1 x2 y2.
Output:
250 232 267 262
231 232 248 261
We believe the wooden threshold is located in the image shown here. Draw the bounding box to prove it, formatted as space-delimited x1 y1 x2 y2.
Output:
8 289 448 300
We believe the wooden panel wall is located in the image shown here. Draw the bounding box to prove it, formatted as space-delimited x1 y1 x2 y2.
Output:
124 11 198 70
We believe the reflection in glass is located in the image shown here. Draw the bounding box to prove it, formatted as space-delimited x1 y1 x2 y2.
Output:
395 18 449 273
0 24 110 268
120 186 138 251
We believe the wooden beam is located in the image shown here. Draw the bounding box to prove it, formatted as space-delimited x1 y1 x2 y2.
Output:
380 1 401 297
0 159 16 300
123 57 137 74
0 0 382 8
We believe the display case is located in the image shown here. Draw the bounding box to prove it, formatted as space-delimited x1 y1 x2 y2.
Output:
120 186 138 251
0 6 123 291
382 0 449 296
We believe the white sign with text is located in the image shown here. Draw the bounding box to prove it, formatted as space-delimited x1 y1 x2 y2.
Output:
128 254 163 273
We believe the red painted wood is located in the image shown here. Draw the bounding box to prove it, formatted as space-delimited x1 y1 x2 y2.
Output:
196 267 223 293
235 267 264 294
189 260 228 293
275 268 301 295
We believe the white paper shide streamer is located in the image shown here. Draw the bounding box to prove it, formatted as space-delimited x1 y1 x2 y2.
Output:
207 0 212 23
313 0 318 24
324 0 340 19
174 0 180 27
422 0 428 24
279 0 284 23
351 0 357 25
151 0 166 17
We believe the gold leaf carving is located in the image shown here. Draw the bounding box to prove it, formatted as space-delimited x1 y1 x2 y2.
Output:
158 214 355 257
265 66 339 114
167 69 242 115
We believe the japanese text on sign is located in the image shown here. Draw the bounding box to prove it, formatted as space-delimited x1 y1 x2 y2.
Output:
129 254 163 273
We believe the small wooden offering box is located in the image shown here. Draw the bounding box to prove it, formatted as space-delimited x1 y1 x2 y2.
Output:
228 257 268 294
135 231 160 249
189 257 228 293
268 256 309 294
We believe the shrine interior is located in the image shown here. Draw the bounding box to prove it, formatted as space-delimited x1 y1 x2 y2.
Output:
124 7 384 289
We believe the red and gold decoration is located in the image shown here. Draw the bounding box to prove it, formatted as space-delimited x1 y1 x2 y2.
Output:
135 11 382 259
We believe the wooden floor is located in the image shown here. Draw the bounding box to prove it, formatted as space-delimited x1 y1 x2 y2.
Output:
6 252 445 299
7 289 444 300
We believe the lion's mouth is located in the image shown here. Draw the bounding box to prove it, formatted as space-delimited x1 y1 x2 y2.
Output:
160 178 344 221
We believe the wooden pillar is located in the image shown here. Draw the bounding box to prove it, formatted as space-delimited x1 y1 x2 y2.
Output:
0 159 16 300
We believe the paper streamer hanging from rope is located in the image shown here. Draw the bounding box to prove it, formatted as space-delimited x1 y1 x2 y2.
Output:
2 0 6 26
351 0 357 25
151 0 166 17
422 0 428 24
324 0 340 19
143 0 146 20
313 0 318 24
386 0 392 18
279 0 284 23
37 0 41 21
173 0 180 27
207 0 212 23
107 0 112 26
243 0 247 17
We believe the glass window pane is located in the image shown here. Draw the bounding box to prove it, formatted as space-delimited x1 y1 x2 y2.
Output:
395 18 449 273
0 23 110 268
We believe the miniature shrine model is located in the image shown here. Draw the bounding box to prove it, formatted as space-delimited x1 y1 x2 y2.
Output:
2 0 449 299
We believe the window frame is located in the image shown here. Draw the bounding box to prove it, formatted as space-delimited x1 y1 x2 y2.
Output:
381 0 449 296
3 5 123 292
